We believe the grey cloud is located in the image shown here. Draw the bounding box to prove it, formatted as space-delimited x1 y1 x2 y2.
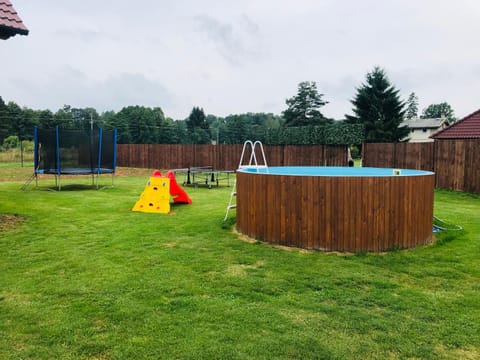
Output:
6 68 174 113
240 14 260 35
94 73 174 111
193 14 261 66
52 28 118 43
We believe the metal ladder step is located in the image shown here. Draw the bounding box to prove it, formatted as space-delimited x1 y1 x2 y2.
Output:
224 140 268 221
224 179 237 221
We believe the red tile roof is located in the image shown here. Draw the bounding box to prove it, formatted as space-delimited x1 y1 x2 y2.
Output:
431 109 480 139
0 0 29 39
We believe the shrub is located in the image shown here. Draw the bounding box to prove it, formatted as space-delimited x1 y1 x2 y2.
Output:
2 135 19 150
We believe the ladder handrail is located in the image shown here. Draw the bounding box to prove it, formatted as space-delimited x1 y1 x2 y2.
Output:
238 140 253 169
225 140 268 221
238 140 268 171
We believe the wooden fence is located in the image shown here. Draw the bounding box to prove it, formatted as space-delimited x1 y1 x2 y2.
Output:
117 144 348 170
434 140 480 193
363 142 435 171
363 140 480 193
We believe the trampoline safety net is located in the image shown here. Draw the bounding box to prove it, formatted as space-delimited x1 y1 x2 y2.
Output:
33 126 117 189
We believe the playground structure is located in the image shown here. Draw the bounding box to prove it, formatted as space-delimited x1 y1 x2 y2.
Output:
132 170 192 214
31 126 116 190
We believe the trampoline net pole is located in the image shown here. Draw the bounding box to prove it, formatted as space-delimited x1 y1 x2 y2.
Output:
97 128 103 189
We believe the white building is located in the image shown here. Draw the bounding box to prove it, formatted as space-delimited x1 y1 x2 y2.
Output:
402 117 450 142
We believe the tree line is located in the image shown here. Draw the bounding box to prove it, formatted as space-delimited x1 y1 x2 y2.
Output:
0 66 456 147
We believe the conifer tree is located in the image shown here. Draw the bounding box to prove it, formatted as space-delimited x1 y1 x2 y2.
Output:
283 81 329 127
0 96 10 143
405 92 419 120
187 107 211 144
346 67 409 142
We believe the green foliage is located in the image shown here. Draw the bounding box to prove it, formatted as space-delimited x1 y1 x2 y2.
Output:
421 102 456 122
283 81 329 127
210 113 282 144
346 67 409 142
21 140 34 152
349 145 361 159
266 123 365 145
111 106 166 144
37 109 56 129
186 107 208 131
0 96 9 143
405 92 419 119
6 101 34 141
324 123 365 145
2 135 19 150
186 107 211 144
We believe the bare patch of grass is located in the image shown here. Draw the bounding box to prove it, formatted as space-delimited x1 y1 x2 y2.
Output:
0 213 24 233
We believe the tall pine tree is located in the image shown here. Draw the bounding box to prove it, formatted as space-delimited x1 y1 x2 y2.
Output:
346 67 409 142
0 97 10 143
405 92 419 120
283 81 329 127
186 107 211 144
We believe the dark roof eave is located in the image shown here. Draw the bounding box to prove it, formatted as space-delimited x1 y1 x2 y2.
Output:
0 24 29 36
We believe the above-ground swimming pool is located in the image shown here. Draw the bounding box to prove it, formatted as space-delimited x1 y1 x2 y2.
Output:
236 166 435 252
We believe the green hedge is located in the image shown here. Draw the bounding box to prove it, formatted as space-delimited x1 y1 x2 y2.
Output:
265 123 365 145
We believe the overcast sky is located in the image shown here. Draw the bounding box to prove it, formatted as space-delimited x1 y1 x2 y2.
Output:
3 0 480 120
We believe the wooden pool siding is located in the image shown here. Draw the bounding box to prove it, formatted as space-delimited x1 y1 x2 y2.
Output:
236 172 435 252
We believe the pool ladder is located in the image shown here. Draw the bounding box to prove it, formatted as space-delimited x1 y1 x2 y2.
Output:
224 141 268 221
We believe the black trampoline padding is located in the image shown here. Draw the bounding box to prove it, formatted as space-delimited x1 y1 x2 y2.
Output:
37 168 116 175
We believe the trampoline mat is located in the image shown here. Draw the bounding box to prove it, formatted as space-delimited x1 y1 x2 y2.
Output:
36 168 115 175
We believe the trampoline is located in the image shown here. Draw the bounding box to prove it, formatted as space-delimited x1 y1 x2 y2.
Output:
33 126 117 190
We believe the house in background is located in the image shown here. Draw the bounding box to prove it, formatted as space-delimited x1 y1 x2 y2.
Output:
0 0 29 40
430 109 480 140
402 116 450 142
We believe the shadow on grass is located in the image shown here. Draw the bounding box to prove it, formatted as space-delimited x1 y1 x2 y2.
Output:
34 184 113 192
434 229 467 246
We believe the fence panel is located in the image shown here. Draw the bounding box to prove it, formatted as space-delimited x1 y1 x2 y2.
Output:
324 145 348 166
362 143 396 168
117 144 348 170
362 140 479 193
118 141 478 193
434 139 480 193
464 140 480 193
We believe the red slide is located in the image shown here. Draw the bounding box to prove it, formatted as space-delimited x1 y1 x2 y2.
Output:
165 170 192 204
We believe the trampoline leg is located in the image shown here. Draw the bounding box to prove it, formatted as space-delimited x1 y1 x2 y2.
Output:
56 175 61 191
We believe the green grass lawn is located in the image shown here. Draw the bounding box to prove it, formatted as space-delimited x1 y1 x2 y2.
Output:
1 163 479 359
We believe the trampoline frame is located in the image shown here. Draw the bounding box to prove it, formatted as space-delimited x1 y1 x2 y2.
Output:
33 126 117 190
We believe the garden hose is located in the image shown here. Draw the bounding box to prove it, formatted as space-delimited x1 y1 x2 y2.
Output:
433 215 463 231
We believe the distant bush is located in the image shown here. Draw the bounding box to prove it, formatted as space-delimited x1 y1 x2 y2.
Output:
2 135 19 150
21 140 34 152
0 137 34 162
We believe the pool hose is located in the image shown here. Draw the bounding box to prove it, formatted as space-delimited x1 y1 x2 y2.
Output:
433 216 463 231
